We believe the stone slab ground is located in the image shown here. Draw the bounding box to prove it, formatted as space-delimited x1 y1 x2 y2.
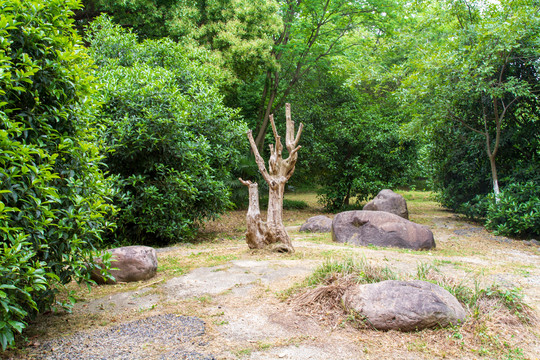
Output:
11 202 540 360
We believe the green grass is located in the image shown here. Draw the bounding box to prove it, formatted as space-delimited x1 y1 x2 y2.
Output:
283 199 309 210
303 256 397 287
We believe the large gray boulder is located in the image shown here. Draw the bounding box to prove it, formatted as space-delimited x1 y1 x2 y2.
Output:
91 246 158 285
363 189 409 219
300 215 333 233
331 210 435 250
342 280 466 331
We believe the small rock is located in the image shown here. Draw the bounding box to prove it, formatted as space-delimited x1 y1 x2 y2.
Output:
525 239 540 246
299 215 332 233
342 280 466 331
91 245 158 284
363 189 409 219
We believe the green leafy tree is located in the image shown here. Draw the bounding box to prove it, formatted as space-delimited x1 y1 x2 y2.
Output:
78 0 392 151
399 0 540 200
0 0 115 348
252 0 391 149
78 0 281 82
289 62 417 211
87 17 247 244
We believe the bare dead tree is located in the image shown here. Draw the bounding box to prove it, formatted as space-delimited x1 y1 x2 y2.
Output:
239 103 303 253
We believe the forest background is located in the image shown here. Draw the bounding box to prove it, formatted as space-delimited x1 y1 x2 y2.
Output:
0 0 539 349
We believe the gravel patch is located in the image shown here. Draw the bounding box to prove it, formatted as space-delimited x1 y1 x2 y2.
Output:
31 314 213 360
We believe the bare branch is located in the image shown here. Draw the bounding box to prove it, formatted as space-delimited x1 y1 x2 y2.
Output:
270 115 283 157
239 178 253 187
285 103 294 146
448 110 484 135
247 130 271 183
289 145 302 158
294 123 304 147
270 114 279 142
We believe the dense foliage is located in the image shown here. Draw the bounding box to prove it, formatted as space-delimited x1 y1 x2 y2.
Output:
397 0 540 234
87 17 247 245
484 181 540 237
0 0 115 348
290 64 418 211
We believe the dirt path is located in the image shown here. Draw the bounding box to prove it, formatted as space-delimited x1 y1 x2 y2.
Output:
13 206 540 360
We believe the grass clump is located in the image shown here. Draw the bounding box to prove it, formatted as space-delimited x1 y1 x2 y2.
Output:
304 256 397 287
413 262 534 325
284 257 397 325
281 256 395 300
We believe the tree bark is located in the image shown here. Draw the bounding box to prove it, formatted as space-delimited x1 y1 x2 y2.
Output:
238 179 267 249
240 103 303 253
489 155 500 199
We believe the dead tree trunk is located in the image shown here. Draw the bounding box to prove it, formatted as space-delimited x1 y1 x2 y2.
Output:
240 103 303 253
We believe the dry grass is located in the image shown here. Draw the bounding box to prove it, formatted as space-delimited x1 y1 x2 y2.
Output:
286 258 537 359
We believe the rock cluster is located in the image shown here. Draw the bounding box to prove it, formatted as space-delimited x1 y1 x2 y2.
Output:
363 189 409 219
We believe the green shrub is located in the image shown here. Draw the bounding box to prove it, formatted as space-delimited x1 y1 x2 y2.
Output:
460 194 490 220
87 17 247 245
0 0 115 348
286 69 418 212
485 181 540 238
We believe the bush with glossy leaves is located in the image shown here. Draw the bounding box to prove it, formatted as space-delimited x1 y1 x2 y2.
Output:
87 16 247 245
0 0 115 349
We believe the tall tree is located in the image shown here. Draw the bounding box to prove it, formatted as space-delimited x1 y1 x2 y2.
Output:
253 0 389 149
398 0 540 200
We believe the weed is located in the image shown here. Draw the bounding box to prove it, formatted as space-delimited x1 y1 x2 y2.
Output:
257 342 272 350
504 343 526 360
416 262 440 280
406 339 428 352
234 348 252 356
212 320 229 325
432 259 452 266
194 295 212 304
137 304 157 313
482 285 532 323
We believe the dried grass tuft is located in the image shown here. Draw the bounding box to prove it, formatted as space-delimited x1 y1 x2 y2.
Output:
287 258 538 358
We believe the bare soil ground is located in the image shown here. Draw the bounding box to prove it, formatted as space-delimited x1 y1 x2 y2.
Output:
6 192 540 360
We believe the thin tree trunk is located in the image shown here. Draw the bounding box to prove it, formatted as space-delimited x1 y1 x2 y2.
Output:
254 84 277 150
239 179 266 249
484 99 503 202
489 155 500 199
